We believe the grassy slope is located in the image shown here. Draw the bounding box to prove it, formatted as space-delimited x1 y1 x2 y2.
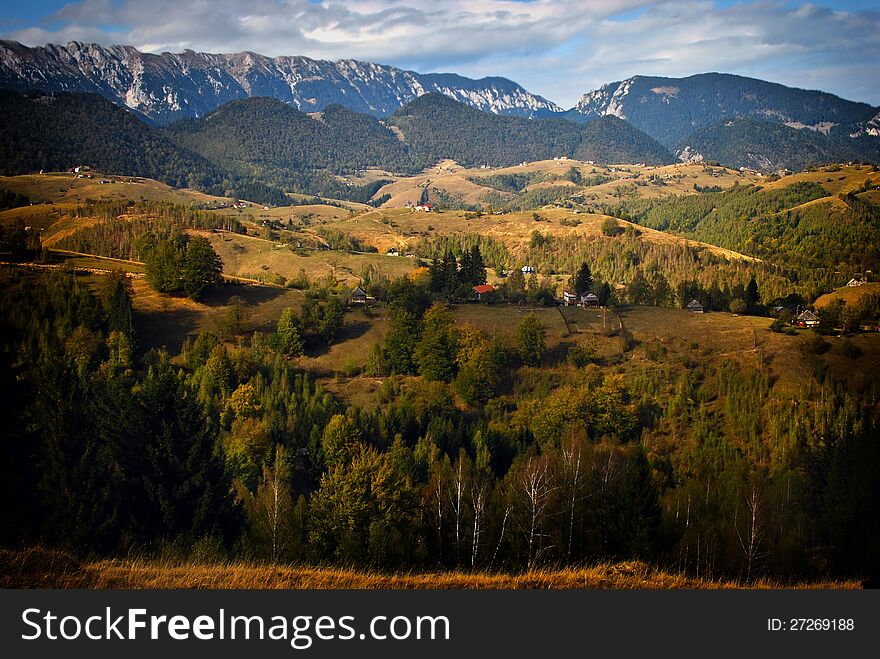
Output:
814 282 880 309
0 548 856 589
313 206 758 263
202 229 419 284
370 161 756 209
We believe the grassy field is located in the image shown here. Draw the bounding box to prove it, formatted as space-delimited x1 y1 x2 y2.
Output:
369 161 758 210
201 229 420 285
0 171 224 207
759 164 879 196
132 278 307 354
0 548 857 589
312 205 758 264
814 282 880 308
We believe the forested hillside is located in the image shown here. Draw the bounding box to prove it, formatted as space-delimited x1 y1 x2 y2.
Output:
166 98 417 198
570 73 880 148
575 116 672 165
0 90 290 205
389 94 673 167
676 119 879 171
613 180 880 277
0 90 222 189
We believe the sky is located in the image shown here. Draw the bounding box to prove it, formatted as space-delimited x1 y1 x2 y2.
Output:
0 0 878 108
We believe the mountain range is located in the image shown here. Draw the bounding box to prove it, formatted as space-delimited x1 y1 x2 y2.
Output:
567 73 880 146
1 40 879 175
0 40 561 123
0 89 673 202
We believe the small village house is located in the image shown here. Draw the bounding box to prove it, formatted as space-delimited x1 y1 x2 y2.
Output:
581 292 599 307
562 289 578 306
351 286 367 304
795 309 820 328
686 299 704 313
473 284 495 301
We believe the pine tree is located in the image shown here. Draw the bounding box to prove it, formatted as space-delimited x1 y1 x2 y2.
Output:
460 244 487 286
745 277 760 313
414 303 458 382
384 310 421 374
440 250 459 298
573 262 593 296
277 307 303 356
133 355 241 543
617 446 661 559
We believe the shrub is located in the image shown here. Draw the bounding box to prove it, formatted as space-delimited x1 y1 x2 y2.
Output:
601 217 621 237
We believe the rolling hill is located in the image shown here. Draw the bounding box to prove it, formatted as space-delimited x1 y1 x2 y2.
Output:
389 94 673 168
166 97 416 199
165 93 675 198
0 89 223 188
614 164 880 277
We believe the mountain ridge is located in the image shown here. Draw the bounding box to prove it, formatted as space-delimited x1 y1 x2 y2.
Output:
2 41 879 173
568 72 879 147
0 39 562 124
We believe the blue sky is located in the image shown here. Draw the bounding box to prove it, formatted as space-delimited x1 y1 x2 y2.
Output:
1 1 878 107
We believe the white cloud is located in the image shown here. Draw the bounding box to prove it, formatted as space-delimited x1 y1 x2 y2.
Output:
2 0 878 107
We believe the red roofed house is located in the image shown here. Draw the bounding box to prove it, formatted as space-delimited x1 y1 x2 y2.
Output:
473 284 496 301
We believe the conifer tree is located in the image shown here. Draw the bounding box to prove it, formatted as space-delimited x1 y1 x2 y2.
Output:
384 310 421 374
573 262 593 296
415 303 458 382
134 355 241 543
276 307 303 356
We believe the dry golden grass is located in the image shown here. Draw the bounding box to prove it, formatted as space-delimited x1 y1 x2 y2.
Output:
296 307 389 377
452 303 569 341
0 172 224 207
814 282 880 308
759 165 879 195
369 161 757 210
0 548 857 590
130 278 308 353
316 206 756 264
203 230 418 285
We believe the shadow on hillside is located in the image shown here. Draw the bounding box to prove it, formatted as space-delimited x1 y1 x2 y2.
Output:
304 320 373 357
135 307 206 355
546 339 575 366
200 283 286 308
